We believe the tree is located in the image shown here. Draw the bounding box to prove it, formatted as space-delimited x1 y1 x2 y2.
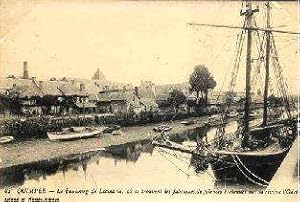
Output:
36 95 60 114
167 89 186 112
189 65 217 104
4 89 22 115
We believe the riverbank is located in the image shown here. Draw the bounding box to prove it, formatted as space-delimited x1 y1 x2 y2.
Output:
0 110 200 140
0 115 217 169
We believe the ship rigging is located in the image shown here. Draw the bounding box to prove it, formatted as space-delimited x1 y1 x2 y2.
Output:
153 0 298 186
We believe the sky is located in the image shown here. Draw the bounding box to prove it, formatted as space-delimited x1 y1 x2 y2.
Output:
0 0 298 93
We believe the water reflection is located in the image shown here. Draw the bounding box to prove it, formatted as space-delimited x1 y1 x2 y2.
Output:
105 140 154 163
0 141 156 188
0 123 262 190
0 160 60 188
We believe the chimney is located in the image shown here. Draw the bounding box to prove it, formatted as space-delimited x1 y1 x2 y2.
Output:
103 85 109 93
134 86 139 97
80 83 85 92
23 61 29 79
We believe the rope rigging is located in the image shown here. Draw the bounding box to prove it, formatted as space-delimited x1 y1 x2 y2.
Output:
153 0 297 187
270 33 294 118
154 146 217 181
231 154 268 187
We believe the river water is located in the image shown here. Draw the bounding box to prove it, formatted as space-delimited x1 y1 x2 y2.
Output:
0 121 263 193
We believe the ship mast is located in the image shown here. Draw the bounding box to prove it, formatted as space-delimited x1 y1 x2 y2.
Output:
241 1 258 146
262 1 271 126
188 1 299 148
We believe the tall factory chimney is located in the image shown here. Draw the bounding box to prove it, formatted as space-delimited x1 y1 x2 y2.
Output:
23 61 29 79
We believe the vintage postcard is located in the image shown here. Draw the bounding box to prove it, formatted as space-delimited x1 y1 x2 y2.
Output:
0 0 298 202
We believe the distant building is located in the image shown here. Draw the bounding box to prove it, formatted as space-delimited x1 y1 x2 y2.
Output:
92 68 106 81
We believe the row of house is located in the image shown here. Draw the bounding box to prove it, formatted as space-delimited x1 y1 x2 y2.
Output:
0 62 159 116
0 62 266 117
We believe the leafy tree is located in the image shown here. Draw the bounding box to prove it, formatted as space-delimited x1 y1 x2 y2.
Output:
36 95 60 114
167 89 186 112
59 96 74 115
4 89 22 115
189 65 217 104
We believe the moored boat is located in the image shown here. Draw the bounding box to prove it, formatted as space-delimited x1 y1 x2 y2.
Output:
103 124 121 133
180 120 195 126
189 0 298 186
112 129 122 136
0 136 14 144
210 146 289 184
47 126 106 141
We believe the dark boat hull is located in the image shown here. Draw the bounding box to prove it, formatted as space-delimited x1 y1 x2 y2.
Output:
209 148 289 184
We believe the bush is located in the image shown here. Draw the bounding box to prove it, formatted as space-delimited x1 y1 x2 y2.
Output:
0 108 206 140
1 116 95 140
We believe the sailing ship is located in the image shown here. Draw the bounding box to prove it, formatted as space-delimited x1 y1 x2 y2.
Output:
189 1 298 186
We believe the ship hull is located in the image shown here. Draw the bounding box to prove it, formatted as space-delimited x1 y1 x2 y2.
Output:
209 148 289 184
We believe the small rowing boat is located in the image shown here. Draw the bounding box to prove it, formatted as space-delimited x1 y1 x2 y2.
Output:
112 129 122 136
0 136 14 144
47 126 106 141
180 120 195 126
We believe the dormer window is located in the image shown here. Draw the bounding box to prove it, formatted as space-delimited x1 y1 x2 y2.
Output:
7 74 16 79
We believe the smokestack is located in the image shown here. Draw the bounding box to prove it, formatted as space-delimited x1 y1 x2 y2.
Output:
23 61 29 79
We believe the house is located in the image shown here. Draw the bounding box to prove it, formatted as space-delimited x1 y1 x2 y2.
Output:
66 70 134 113
37 79 88 114
65 78 103 113
0 75 44 116
97 89 143 114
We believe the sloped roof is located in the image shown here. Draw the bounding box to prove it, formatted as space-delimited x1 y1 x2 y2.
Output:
38 81 61 96
0 77 43 98
38 80 87 97
66 78 104 100
138 88 156 99
98 90 137 102
67 77 134 93
58 82 87 96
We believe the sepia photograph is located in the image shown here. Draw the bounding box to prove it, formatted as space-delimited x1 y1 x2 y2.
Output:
0 0 299 202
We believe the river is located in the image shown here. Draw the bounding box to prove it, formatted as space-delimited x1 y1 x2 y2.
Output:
0 121 262 192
